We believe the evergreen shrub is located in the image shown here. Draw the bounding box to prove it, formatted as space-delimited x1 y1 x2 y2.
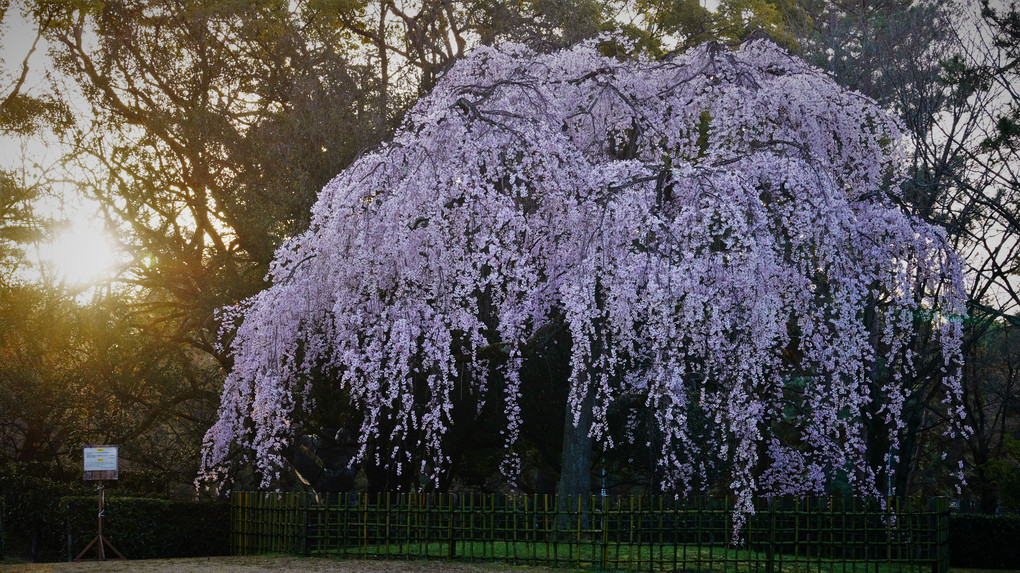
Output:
0 466 90 562
63 496 230 560
949 513 1020 568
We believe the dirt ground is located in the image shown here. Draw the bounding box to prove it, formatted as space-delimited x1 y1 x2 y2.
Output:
0 556 581 573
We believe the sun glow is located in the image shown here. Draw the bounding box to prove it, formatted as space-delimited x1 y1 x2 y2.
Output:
37 221 119 286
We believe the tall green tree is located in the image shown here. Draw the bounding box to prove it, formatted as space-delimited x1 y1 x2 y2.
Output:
950 0 1020 511
979 0 1020 154
0 0 67 283
633 0 811 51
798 0 1020 506
0 0 65 135
0 282 218 486
960 319 1020 511
0 171 37 282
46 0 386 362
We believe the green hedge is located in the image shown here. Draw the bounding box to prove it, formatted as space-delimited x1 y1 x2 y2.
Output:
0 464 207 561
0 467 91 562
63 496 230 560
949 513 1020 569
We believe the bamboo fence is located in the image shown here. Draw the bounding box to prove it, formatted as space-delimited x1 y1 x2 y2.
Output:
231 493 949 573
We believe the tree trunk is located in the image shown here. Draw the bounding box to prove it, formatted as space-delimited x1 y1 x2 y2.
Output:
973 450 1000 514
555 373 595 531
555 280 603 531
557 383 595 496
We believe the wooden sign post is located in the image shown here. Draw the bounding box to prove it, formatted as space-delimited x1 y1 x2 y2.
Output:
75 446 125 561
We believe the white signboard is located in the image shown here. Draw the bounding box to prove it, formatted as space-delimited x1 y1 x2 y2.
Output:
83 446 118 480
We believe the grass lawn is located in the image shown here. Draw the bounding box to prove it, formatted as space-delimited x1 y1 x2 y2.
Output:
323 540 946 573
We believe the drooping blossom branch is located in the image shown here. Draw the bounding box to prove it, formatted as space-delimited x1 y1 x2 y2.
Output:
199 38 967 515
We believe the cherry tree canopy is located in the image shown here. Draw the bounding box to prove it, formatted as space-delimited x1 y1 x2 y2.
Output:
200 38 966 510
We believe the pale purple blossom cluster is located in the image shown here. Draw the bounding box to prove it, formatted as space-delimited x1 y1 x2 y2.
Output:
199 39 966 511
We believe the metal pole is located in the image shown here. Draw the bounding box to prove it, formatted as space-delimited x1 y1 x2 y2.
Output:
97 482 105 561
74 481 125 561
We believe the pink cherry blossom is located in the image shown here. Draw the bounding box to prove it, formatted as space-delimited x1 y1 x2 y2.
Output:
199 38 966 519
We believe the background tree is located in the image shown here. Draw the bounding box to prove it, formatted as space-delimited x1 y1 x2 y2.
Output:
43 0 622 364
0 0 66 281
0 282 222 489
0 0 65 136
474 0 613 47
949 0 1020 510
0 170 38 282
1 0 234 493
959 319 1020 511
793 0 1020 506
45 0 387 364
633 0 811 52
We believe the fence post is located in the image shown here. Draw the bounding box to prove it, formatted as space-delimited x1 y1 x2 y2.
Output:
303 493 311 557
766 497 775 573
931 497 949 573
600 495 608 570
448 494 456 559
362 493 368 551
230 492 238 556
576 495 583 569
229 492 236 556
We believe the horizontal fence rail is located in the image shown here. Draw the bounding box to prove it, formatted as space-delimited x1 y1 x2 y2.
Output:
231 493 949 573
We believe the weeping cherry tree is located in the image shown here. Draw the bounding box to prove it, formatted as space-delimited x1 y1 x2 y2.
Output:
200 38 967 519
